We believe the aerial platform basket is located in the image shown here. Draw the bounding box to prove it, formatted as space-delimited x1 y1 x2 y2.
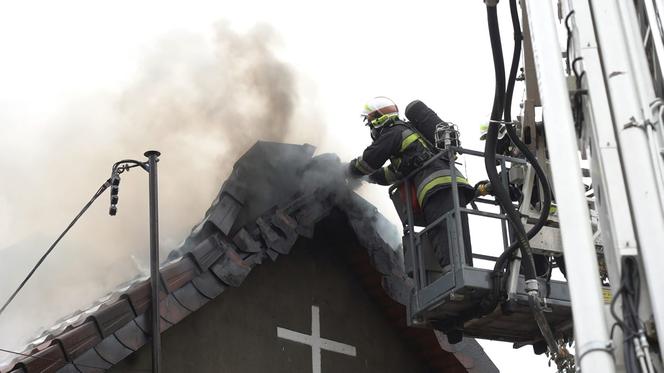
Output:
390 146 574 345
409 262 573 344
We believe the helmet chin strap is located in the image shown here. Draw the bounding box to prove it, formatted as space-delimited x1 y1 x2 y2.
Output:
371 113 399 127
369 115 399 140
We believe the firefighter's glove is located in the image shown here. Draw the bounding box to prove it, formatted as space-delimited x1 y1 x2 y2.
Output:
473 180 492 198
342 162 364 190
343 162 357 180
367 172 381 185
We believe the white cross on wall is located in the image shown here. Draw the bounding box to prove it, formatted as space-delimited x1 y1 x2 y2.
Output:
277 305 357 373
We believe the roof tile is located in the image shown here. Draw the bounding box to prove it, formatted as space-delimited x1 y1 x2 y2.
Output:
256 213 298 255
159 294 191 325
172 282 209 312
93 335 134 365
219 178 247 205
160 256 197 293
243 252 265 266
113 320 148 352
207 193 243 235
55 321 101 361
133 313 172 335
72 348 111 372
232 228 263 253
189 234 224 271
265 249 279 262
293 199 332 228
13 343 66 372
280 193 314 214
190 271 226 299
256 217 281 247
273 210 298 235
89 298 134 338
209 249 251 287
124 280 166 315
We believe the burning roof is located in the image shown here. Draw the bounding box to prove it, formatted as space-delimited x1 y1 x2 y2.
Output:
3 142 496 373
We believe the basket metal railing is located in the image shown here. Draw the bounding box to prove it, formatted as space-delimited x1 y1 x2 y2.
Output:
388 146 528 295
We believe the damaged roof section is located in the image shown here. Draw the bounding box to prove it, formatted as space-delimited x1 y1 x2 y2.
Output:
4 141 497 373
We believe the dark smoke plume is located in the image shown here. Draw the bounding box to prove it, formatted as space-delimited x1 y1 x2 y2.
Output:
0 21 320 361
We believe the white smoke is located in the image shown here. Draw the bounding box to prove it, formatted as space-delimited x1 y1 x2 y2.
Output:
0 21 321 361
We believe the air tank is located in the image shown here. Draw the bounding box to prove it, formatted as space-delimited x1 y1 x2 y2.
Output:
404 99 446 146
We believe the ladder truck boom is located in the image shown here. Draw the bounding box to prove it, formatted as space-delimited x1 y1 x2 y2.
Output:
399 1 664 372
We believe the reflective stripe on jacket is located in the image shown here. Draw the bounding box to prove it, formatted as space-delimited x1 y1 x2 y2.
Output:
415 169 469 206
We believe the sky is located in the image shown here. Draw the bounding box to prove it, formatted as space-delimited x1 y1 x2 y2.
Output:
0 0 562 371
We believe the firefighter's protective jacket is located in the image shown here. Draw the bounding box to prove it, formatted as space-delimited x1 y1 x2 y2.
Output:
348 118 473 207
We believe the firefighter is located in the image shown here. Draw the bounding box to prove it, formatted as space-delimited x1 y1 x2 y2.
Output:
347 97 475 271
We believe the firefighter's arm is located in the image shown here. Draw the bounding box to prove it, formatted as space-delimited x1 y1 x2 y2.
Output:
348 128 401 178
368 165 399 185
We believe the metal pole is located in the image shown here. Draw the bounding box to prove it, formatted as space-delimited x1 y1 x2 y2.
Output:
404 181 424 290
448 149 467 271
523 1 615 372
145 150 161 373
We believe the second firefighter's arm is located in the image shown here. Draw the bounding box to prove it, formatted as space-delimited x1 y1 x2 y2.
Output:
347 127 401 180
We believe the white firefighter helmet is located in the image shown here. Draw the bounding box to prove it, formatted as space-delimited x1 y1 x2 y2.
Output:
361 96 399 128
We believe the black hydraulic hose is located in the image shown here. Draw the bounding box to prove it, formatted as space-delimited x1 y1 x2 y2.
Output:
503 0 523 123
482 3 511 312
494 0 553 271
486 5 506 135
484 3 537 283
